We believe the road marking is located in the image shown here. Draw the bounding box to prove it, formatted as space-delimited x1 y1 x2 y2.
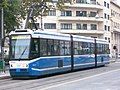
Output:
40 69 120 90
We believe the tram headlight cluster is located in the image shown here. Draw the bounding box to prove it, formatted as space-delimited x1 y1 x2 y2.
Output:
21 63 29 68
9 62 29 68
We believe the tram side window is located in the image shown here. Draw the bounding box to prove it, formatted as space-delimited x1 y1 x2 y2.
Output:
87 43 91 54
78 42 82 55
40 39 47 56
101 44 104 54
60 41 65 55
74 42 79 55
89 43 93 54
82 42 90 54
98 44 103 54
90 43 94 54
102 44 106 54
97 44 102 54
64 41 70 55
31 38 40 58
54 40 60 55
107 44 110 54
47 39 54 55
105 44 110 54
100 44 103 54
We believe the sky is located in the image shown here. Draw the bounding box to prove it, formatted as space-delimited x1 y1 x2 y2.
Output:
117 0 120 4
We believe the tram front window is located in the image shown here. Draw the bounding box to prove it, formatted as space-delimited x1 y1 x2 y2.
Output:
10 35 31 60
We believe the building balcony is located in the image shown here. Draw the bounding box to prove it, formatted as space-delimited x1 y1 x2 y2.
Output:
58 16 104 22
65 2 103 10
112 28 120 33
59 29 104 35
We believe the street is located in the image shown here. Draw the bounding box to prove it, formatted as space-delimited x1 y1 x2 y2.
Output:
0 61 120 90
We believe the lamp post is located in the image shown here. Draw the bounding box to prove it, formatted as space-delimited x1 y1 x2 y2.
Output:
0 7 5 72
1 7 4 59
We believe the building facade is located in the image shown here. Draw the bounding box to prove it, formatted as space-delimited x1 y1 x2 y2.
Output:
22 0 120 57
41 0 110 40
110 0 120 58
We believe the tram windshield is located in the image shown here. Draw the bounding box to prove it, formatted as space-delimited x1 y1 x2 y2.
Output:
10 35 31 60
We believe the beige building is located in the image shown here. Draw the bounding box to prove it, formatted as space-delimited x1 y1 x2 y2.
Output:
22 0 120 57
110 0 120 58
42 0 111 40
41 0 111 54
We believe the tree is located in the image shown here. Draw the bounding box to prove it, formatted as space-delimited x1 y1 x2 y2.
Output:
0 0 26 34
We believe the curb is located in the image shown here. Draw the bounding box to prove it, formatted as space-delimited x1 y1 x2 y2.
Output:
110 60 116 63
0 75 10 80
0 71 10 80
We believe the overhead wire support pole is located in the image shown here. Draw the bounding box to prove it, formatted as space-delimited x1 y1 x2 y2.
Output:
1 7 5 72
1 7 4 59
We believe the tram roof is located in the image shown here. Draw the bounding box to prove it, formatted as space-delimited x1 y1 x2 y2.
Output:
9 29 108 44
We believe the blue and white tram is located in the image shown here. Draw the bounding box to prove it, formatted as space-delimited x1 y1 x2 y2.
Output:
9 29 110 78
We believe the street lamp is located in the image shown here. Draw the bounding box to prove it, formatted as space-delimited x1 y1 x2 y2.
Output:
1 8 4 59
0 7 5 72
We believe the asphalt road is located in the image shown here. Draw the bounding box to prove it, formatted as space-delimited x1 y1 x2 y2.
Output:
0 61 120 90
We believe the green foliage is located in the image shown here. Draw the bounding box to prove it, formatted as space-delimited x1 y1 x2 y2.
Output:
0 0 26 33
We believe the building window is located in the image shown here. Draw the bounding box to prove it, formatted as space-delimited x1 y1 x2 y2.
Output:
108 26 110 31
61 23 72 30
63 0 70 3
107 15 109 20
107 3 109 8
91 24 97 30
104 25 107 30
91 0 96 4
89 12 96 17
104 13 107 19
48 10 56 16
76 11 87 17
104 1 106 7
108 38 110 43
61 11 72 16
44 23 56 29
76 24 82 29
105 37 107 40
83 24 87 30
76 0 87 3
29 23 39 29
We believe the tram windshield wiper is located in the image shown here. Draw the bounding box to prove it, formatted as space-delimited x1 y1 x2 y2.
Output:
18 46 28 60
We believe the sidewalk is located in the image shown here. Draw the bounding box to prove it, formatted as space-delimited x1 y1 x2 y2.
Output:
0 71 10 79
0 65 10 79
